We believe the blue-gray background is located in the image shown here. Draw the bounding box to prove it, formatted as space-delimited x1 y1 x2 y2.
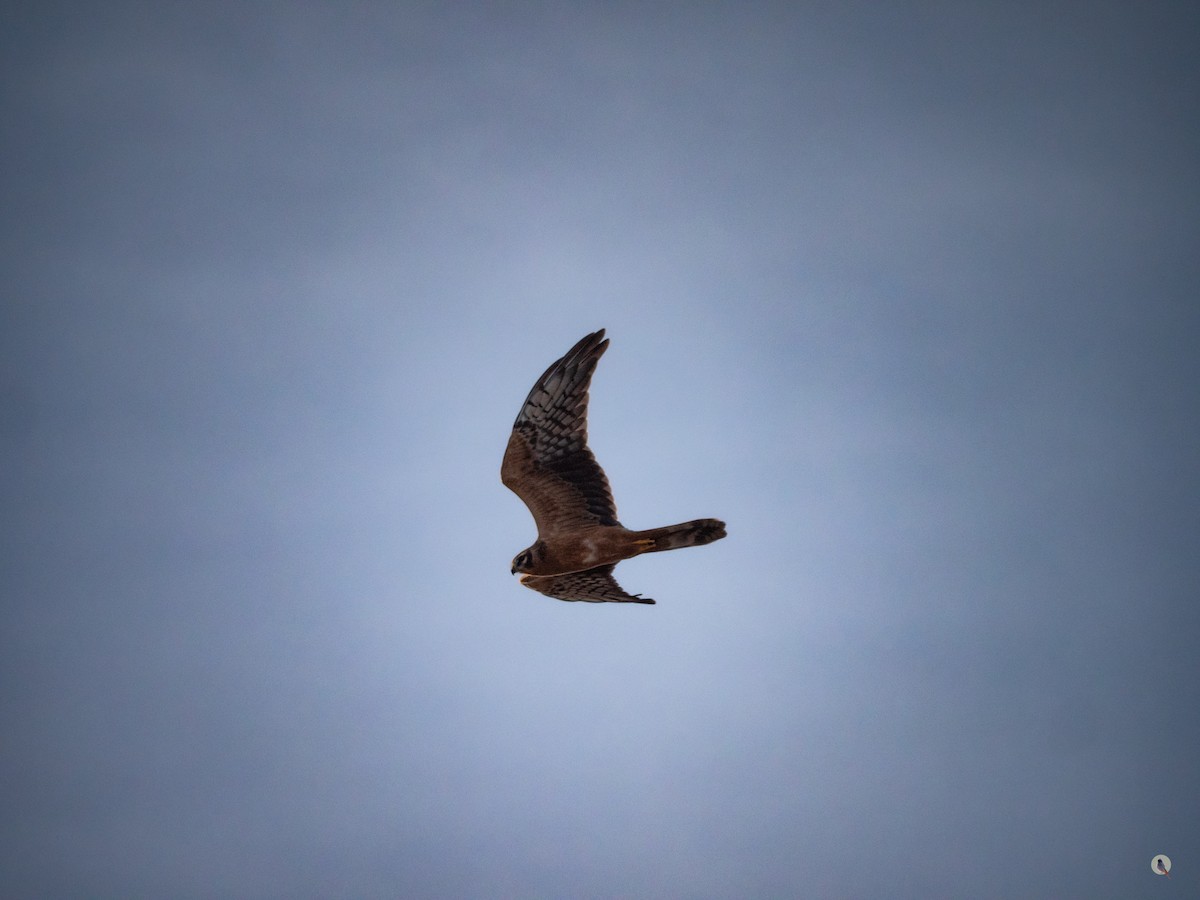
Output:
3 3 1197 897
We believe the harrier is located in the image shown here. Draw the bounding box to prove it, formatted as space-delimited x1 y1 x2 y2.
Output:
502 329 726 604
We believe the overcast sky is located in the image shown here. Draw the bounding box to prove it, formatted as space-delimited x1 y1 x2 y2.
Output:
2 3 1198 897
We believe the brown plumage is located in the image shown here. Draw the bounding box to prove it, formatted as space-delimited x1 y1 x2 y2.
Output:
501 329 726 604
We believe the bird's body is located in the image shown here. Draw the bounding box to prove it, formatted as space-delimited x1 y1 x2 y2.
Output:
501 329 726 604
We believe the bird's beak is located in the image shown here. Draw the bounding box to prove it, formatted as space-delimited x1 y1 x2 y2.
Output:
510 564 518 574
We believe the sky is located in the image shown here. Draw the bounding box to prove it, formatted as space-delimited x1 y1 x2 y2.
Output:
2 2 1198 897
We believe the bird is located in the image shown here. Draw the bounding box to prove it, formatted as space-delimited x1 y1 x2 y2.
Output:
501 329 726 604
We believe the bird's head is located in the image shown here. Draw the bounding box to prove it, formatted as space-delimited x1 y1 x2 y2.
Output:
510 543 543 575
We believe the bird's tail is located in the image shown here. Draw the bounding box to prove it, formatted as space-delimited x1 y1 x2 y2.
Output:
634 518 727 553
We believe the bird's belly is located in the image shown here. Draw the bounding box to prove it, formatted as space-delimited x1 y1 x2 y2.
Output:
535 531 628 575
579 538 600 567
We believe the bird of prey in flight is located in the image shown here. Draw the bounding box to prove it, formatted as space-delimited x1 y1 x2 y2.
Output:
502 329 726 604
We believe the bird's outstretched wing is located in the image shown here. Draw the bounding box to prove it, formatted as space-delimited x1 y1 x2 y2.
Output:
501 329 619 538
520 565 653 604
